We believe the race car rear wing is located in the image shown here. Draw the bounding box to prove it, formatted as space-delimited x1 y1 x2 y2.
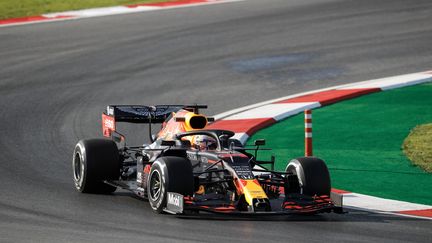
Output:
102 104 208 137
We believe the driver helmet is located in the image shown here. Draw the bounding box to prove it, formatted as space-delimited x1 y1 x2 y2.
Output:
193 135 217 150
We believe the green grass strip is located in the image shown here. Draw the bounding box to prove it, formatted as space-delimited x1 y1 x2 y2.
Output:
250 83 432 205
0 0 177 20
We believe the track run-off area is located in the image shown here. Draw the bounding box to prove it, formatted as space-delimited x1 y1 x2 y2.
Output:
249 82 432 207
210 70 432 219
1 0 432 242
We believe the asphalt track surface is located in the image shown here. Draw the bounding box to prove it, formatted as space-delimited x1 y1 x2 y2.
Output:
1 0 432 242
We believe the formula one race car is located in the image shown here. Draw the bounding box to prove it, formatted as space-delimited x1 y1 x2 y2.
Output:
72 104 343 215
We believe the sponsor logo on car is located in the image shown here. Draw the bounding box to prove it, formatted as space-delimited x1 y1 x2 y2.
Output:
168 193 181 207
166 192 183 214
104 117 115 130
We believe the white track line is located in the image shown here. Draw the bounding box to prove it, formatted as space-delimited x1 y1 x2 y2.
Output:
0 0 245 28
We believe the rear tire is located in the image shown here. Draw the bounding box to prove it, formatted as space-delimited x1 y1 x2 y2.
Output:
286 157 331 196
72 139 120 194
147 156 194 213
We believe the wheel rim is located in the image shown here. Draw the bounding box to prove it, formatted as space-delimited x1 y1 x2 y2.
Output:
73 153 82 182
149 170 162 201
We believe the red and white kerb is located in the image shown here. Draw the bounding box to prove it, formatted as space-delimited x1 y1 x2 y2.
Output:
304 109 312 156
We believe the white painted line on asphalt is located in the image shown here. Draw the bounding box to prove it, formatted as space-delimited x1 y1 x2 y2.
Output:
215 70 432 120
43 6 158 18
344 193 432 212
0 0 246 28
339 72 432 90
223 102 320 121
232 133 249 144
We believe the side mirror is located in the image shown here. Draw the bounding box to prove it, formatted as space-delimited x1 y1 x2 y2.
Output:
254 139 266 146
161 140 176 147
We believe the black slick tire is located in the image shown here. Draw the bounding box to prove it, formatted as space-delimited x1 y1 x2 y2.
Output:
147 156 194 213
286 157 331 196
72 139 120 194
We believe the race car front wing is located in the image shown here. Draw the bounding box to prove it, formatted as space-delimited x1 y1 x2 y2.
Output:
164 191 344 215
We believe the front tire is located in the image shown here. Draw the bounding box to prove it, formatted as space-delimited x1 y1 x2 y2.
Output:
72 139 120 193
147 156 194 213
286 157 331 196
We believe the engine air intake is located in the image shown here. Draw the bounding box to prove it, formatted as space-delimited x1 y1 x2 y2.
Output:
189 116 207 129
